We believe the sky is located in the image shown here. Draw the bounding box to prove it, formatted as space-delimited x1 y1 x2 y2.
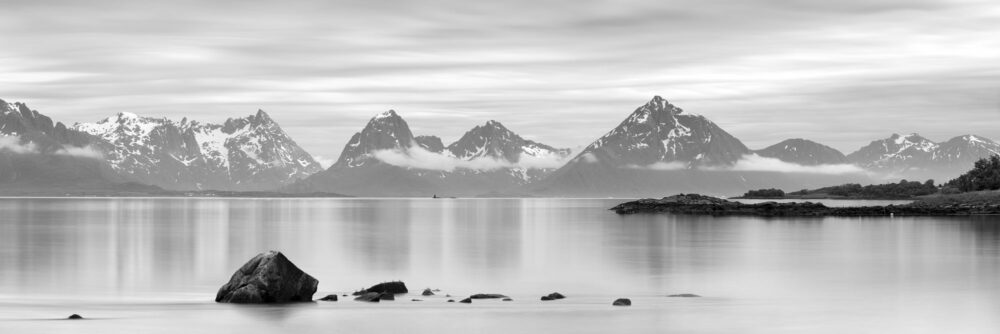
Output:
1 0 999 167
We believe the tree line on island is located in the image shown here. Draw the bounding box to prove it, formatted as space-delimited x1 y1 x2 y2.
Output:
740 155 1000 199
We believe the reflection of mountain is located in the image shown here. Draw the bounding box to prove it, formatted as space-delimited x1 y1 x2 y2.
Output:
292 110 570 196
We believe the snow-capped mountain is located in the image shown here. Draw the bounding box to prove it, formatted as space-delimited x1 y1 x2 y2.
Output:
576 96 748 168
530 96 868 197
933 135 1000 168
75 110 321 190
847 133 1000 181
755 139 848 165
447 120 570 162
293 110 570 196
846 133 938 171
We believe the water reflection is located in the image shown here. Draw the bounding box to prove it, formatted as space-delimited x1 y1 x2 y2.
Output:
0 197 998 305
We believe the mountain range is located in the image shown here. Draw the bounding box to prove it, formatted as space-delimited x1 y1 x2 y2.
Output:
290 110 571 196
2 96 997 197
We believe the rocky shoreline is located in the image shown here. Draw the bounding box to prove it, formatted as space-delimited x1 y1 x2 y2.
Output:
610 193 1000 216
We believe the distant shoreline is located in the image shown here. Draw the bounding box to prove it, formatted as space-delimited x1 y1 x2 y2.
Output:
612 192 1000 216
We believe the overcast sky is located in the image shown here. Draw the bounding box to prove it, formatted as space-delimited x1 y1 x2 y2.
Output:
2 0 998 166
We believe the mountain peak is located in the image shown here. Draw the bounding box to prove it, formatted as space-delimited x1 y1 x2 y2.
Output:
375 109 399 120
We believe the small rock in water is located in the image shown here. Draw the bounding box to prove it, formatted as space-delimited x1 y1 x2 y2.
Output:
215 251 318 304
612 298 632 306
459 298 472 303
469 293 507 299
502 298 513 301
411 299 422 302
354 292 382 302
364 281 408 295
379 292 395 301
67 314 83 320
541 292 565 301
319 294 338 302
422 288 435 296
667 293 701 298
447 299 455 303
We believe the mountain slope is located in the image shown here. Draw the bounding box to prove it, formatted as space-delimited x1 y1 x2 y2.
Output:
293 111 569 196
755 139 848 165
0 99 124 192
75 110 321 190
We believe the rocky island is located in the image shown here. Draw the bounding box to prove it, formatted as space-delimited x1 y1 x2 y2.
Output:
611 193 1000 217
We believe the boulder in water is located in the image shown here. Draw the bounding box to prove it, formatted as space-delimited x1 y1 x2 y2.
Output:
215 251 318 304
469 293 507 299
421 288 435 296
612 298 631 306
319 294 338 301
67 314 83 320
363 281 408 295
459 298 472 303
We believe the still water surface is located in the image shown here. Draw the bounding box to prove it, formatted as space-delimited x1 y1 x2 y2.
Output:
1 198 998 333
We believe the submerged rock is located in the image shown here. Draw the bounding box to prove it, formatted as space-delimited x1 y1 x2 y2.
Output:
668 293 701 298
319 294 339 301
67 314 83 320
421 288 435 296
447 299 455 303
469 293 507 299
612 298 631 306
459 298 472 303
215 251 319 304
502 298 513 301
411 299 422 302
354 292 382 302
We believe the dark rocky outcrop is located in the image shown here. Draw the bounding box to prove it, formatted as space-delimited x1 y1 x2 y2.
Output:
379 292 395 301
611 193 1000 216
67 314 83 320
459 298 472 303
215 251 318 304
613 298 632 306
668 294 701 297
354 292 382 302
421 288 435 296
319 294 338 301
469 293 507 299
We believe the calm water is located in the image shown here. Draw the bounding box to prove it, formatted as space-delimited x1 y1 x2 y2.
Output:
1 198 998 333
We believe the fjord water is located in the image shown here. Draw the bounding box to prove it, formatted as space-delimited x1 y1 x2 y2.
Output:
1 198 998 333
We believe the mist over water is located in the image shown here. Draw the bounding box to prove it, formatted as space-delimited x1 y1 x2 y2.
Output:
1 198 999 333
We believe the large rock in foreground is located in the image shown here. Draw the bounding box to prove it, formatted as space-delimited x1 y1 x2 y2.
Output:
215 251 319 303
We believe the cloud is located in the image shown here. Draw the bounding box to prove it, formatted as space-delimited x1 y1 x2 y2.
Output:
710 154 866 175
312 155 335 169
54 145 103 159
371 145 570 172
0 136 102 159
625 161 688 170
0 136 38 154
